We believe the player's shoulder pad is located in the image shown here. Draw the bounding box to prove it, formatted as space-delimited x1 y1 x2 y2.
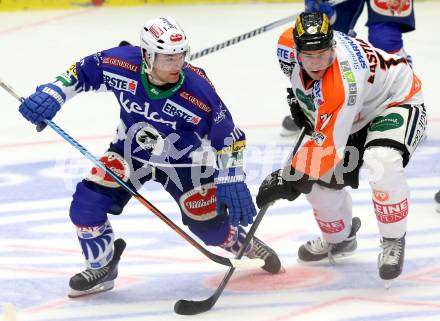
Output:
183 63 217 91
277 27 295 63
90 45 142 74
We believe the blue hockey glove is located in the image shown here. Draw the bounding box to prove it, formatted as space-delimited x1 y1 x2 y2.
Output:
305 0 335 20
216 180 257 227
19 83 65 125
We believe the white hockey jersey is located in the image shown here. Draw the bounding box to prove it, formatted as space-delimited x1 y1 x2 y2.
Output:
277 28 423 180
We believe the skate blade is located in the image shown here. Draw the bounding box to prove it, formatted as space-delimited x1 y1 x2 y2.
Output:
68 280 114 298
296 251 356 265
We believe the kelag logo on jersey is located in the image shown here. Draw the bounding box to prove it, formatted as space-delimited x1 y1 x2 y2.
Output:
103 71 137 95
162 100 201 124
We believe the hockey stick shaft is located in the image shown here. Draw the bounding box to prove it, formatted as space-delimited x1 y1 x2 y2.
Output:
175 127 307 315
188 14 296 61
0 78 263 269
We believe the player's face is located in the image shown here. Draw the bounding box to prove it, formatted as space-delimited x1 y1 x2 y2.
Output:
297 47 335 80
152 53 186 83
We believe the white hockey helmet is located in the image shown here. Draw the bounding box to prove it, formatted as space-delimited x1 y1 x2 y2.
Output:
140 17 190 72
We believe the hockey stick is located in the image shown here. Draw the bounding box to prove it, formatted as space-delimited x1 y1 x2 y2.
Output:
120 14 296 61
0 78 264 270
174 127 307 315
188 14 297 61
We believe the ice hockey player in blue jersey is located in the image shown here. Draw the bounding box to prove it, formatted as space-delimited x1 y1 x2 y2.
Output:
18 16 282 298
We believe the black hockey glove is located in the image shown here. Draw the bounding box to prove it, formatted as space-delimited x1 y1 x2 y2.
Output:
287 88 314 134
256 168 301 209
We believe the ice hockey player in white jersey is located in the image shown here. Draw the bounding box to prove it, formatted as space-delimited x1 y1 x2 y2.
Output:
280 0 417 137
257 12 426 287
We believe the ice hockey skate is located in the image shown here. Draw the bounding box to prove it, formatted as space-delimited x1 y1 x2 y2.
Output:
280 115 300 137
222 226 282 274
378 234 405 289
68 238 126 298
248 236 283 273
298 217 361 264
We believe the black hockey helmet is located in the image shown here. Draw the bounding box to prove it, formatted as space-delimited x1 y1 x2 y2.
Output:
293 12 333 52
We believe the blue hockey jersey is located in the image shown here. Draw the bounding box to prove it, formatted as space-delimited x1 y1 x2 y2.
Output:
52 45 246 167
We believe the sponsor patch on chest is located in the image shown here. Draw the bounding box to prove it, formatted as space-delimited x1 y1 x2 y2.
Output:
162 99 201 124
103 71 138 94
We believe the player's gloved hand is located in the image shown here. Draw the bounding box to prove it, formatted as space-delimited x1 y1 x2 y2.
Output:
305 0 335 20
287 88 313 134
256 168 301 209
215 171 256 227
19 83 65 125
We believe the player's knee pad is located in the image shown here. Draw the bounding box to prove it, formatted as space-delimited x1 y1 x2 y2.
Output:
305 184 352 243
368 22 403 53
362 147 409 238
70 182 113 227
75 220 115 269
363 146 406 190
187 214 230 246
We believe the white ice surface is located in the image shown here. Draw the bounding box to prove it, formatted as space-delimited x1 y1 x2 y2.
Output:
0 2 439 320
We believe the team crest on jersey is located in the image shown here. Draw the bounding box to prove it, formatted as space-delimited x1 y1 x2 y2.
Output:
87 151 130 188
103 71 138 94
370 0 412 17
135 124 165 155
179 183 217 221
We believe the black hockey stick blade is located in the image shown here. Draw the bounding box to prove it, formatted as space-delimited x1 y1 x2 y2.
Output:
174 204 271 315
174 267 235 315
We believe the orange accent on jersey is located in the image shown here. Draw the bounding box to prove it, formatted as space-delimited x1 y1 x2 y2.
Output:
278 27 294 48
291 59 346 179
388 73 422 107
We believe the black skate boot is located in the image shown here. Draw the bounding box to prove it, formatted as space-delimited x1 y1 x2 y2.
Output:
68 238 126 298
298 217 361 263
222 227 282 274
247 236 282 274
378 234 405 288
280 115 300 137
435 190 440 213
